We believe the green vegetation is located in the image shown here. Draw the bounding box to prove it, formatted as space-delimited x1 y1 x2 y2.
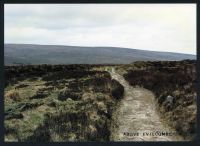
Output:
5 60 196 141
4 65 124 142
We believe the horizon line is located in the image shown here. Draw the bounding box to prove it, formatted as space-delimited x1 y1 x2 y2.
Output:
4 43 196 56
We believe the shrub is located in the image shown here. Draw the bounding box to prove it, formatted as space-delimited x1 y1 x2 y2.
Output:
111 79 124 100
15 84 29 89
5 91 21 102
58 90 82 101
30 92 48 99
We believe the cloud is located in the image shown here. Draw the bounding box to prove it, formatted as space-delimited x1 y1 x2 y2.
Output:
5 4 196 54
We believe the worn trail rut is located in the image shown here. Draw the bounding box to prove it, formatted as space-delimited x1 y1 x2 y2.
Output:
108 68 183 141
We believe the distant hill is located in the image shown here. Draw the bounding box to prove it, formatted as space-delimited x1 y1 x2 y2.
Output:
4 44 196 65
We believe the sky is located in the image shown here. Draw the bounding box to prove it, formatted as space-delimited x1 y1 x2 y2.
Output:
5 4 196 55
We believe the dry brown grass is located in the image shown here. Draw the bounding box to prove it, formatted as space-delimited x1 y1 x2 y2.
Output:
5 91 22 102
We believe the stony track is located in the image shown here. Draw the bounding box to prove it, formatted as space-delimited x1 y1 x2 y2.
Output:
109 68 183 141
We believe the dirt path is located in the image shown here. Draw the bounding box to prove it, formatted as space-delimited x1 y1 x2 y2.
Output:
108 67 183 141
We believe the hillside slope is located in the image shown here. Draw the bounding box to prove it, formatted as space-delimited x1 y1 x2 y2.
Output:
4 44 196 65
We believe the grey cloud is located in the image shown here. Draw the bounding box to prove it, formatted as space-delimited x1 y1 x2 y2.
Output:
5 4 121 30
4 4 196 54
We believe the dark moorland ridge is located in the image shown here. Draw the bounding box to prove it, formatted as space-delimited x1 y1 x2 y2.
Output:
5 44 196 65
